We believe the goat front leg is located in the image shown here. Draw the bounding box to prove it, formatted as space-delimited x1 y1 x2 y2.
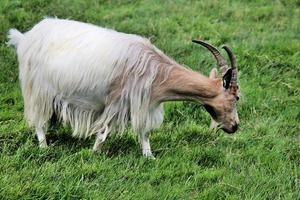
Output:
140 131 155 159
93 125 110 152
36 127 47 148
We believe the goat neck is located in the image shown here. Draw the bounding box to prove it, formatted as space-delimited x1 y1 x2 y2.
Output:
151 65 220 104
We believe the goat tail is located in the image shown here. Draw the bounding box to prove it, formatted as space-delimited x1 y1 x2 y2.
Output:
7 29 24 48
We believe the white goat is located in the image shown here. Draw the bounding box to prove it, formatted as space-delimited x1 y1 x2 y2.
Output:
8 18 239 158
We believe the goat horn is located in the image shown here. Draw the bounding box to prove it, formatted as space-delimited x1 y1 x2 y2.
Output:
221 45 238 86
192 39 229 76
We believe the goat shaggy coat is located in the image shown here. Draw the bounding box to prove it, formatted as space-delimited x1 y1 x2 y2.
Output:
8 18 174 139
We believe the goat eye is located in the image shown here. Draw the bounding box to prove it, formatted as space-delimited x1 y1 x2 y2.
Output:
204 105 217 119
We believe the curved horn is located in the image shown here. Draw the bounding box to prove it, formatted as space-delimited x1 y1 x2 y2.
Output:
192 39 229 75
222 45 238 86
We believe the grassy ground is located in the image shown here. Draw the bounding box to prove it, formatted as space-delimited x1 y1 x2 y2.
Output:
0 0 299 199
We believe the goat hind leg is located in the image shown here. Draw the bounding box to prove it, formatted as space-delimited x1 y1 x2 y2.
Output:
36 127 48 148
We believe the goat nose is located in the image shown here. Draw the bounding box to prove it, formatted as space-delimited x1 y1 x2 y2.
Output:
232 123 238 132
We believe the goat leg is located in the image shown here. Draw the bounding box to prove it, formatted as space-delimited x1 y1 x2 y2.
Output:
93 125 110 152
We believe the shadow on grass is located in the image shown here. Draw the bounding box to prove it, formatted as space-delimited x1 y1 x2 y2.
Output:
102 134 140 158
48 126 140 158
47 132 92 150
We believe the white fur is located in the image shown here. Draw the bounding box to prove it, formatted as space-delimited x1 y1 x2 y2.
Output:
8 18 174 145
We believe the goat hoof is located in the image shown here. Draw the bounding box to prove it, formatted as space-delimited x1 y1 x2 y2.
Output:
39 142 48 148
143 152 156 160
92 150 100 154
92 146 103 154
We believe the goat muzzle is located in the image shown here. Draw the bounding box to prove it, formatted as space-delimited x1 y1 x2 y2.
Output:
222 123 238 134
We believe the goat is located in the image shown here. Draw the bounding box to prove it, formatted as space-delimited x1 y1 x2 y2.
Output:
7 18 240 158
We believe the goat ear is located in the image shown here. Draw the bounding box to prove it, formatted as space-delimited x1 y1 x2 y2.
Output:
222 68 232 89
209 68 217 79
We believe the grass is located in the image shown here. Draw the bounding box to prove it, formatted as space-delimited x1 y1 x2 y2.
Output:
0 0 299 199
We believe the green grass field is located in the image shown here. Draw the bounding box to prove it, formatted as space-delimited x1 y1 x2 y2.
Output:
1 0 299 199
